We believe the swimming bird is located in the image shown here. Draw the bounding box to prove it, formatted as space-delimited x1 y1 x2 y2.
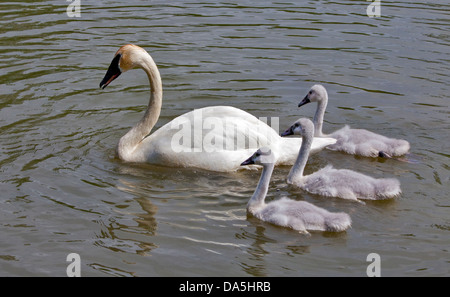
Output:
99 44 336 171
241 148 352 234
298 84 410 158
281 118 402 201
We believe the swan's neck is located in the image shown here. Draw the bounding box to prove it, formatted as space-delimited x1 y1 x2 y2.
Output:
313 96 328 137
117 54 163 160
287 130 313 182
247 163 274 213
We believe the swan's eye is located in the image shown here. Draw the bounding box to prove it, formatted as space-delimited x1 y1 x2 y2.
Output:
309 90 313 95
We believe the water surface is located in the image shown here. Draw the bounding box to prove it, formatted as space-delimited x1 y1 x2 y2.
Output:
0 0 449 276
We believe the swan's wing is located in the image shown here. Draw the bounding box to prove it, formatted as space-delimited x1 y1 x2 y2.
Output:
134 106 281 171
155 105 279 151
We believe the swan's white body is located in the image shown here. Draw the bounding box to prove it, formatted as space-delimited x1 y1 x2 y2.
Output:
129 105 337 171
284 118 402 201
299 84 410 157
100 45 336 172
241 149 351 234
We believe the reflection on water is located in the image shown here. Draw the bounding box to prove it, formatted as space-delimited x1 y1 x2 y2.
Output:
0 1 449 276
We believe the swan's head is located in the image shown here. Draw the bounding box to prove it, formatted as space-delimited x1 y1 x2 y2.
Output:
100 44 149 89
298 84 328 107
281 118 314 137
241 147 275 166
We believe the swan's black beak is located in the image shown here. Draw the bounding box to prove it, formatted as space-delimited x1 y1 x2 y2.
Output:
241 155 255 166
281 126 294 137
100 54 122 89
298 95 310 107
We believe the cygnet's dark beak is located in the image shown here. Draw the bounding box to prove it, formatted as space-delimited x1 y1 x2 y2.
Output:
100 54 122 89
280 126 294 137
240 155 255 166
378 151 392 158
298 95 310 107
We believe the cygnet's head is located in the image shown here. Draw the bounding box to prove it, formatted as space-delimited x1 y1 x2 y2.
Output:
241 147 275 166
281 118 314 138
298 84 328 107
100 44 149 89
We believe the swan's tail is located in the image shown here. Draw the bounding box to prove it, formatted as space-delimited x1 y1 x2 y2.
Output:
325 212 352 232
376 178 402 199
391 139 410 157
379 139 410 158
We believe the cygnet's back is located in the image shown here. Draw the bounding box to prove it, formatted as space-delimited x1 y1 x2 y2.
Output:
254 197 352 233
299 165 401 201
329 125 410 157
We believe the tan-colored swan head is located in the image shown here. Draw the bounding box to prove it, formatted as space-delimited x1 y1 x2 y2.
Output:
99 44 149 89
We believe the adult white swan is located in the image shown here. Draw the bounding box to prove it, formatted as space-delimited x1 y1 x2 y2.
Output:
282 118 402 201
99 44 336 171
241 148 351 234
298 84 410 158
